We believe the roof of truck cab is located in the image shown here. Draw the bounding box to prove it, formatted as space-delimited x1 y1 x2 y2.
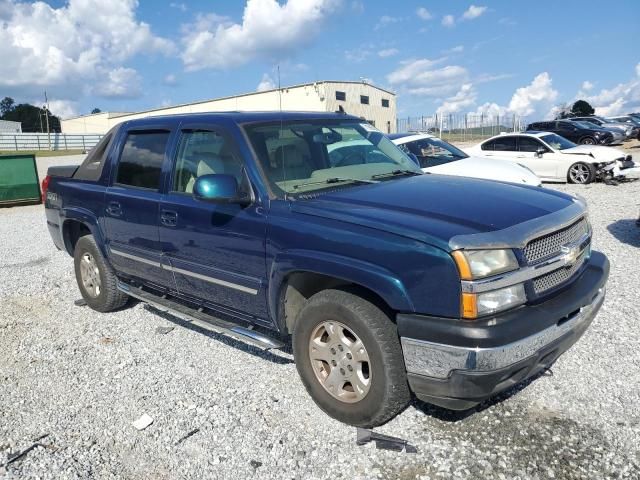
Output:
119 111 363 126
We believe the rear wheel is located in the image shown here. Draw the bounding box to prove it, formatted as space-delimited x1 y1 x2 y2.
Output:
74 235 128 312
579 137 596 145
292 289 411 427
568 162 596 184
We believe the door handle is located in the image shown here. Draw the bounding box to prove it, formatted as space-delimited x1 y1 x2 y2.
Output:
106 201 122 217
160 210 178 227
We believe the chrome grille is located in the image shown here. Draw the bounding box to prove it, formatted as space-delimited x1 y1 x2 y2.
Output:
524 218 589 264
533 250 588 295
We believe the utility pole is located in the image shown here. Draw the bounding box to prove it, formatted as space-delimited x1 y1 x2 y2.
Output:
44 91 51 150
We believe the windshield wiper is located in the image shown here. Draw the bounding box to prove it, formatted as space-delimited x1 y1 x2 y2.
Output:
371 169 423 180
292 177 378 190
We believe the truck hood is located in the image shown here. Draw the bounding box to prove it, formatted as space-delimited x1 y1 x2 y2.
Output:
424 156 541 186
562 145 626 162
290 175 575 250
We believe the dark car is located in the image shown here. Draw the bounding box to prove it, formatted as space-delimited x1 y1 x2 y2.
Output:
527 120 614 145
42 111 608 427
568 116 638 140
607 115 640 139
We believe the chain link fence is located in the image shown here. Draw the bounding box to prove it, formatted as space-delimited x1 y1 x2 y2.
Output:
396 114 527 143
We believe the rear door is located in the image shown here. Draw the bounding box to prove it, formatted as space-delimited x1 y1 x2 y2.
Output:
158 123 269 321
104 127 175 288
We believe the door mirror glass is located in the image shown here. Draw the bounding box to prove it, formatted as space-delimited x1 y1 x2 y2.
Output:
192 174 248 205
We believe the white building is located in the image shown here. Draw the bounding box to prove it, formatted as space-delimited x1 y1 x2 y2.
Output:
0 119 22 133
61 81 397 134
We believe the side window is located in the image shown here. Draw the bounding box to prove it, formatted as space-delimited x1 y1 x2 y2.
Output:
73 129 115 181
360 95 369 105
518 137 544 152
481 139 495 151
381 99 390 108
173 130 246 194
116 131 169 189
492 136 517 151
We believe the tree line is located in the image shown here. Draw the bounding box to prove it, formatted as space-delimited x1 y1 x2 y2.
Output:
1 97 62 133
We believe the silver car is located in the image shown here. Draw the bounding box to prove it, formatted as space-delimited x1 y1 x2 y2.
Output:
569 116 635 140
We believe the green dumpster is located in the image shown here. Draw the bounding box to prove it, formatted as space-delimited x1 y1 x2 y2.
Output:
0 154 42 206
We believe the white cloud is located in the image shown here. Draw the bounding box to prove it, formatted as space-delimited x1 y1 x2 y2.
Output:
581 80 594 91
378 48 399 58
0 0 172 100
387 58 468 97
579 65 640 116
476 72 514 83
473 102 509 118
462 5 487 20
442 14 455 27
93 67 142 99
46 99 79 119
508 72 558 116
163 74 178 86
170 2 187 12
375 15 400 30
436 84 477 114
445 45 464 54
256 73 277 92
345 46 372 62
181 0 340 71
416 7 432 20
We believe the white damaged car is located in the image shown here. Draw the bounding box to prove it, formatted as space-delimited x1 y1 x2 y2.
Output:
387 133 541 186
465 132 634 184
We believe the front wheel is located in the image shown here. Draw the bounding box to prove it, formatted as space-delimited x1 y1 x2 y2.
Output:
568 162 596 184
579 137 596 145
292 289 411 427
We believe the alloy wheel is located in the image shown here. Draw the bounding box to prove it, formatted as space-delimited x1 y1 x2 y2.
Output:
308 320 371 403
569 164 591 184
80 252 101 297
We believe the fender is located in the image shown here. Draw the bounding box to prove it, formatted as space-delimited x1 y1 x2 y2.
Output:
61 206 109 260
268 249 415 327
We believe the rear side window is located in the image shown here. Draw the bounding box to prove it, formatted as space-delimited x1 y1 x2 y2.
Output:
115 131 170 189
492 136 517 151
73 128 116 181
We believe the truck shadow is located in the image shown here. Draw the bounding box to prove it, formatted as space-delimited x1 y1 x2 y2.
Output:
606 219 640 247
143 303 295 365
411 369 551 423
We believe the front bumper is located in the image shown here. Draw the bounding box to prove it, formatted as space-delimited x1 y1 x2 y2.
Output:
398 251 609 410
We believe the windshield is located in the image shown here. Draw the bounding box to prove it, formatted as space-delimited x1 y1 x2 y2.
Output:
541 134 577 150
244 120 421 196
398 136 468 168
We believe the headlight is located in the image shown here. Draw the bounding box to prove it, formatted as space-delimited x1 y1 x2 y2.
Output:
462 284 526 318
452 249 519 280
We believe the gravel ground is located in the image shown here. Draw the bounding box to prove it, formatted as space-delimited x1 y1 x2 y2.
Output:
1 154 640 479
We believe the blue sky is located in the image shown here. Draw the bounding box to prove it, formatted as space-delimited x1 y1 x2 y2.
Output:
1 0 639 120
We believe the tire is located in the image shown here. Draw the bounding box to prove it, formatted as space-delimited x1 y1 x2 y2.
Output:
567 162 596 184
74 235 128 312
292 289 411 427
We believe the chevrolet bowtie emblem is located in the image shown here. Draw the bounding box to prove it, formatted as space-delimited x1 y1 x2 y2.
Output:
561 244 581 266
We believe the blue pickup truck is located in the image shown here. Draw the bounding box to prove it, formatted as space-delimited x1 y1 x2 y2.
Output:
43 111 609 427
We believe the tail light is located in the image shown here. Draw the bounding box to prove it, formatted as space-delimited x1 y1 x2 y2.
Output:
41 175 51 200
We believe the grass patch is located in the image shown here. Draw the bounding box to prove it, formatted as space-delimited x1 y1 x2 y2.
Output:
0 150 85 157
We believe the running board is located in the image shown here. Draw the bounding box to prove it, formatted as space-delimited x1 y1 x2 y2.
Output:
117 282 285 350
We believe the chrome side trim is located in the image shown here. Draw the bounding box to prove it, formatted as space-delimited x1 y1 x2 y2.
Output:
461 233 590 294
449 200 586 250
401 287 605 379
168 265 259 295
110 249 162 268
109 248 258 295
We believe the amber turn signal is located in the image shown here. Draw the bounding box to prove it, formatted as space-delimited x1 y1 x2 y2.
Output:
461 293 478 319
452 250 472 280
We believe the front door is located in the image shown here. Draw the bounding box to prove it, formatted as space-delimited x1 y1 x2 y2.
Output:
158 126 269 322
104 128 174 288
516 136 559 180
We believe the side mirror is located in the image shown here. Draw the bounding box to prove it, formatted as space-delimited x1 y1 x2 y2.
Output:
192 174 249 206
536 147 546 158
